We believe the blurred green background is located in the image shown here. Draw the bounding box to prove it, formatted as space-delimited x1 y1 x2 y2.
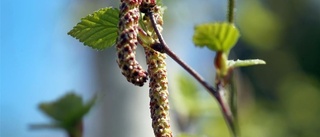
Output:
1 0 320 137
172 0 320 137
234 0 320 136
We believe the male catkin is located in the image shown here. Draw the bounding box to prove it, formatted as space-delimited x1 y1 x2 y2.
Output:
116 0 148 86
140 1 173 136
145 47 172 137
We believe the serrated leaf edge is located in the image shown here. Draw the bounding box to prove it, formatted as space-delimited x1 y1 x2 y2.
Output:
68 7 119 50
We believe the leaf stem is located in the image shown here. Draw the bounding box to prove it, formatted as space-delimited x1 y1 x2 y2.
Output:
228 0 235 23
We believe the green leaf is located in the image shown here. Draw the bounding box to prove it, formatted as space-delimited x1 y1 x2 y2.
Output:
39 92 96 128
193 22 240 52
68 7 119 50
228 59 266 68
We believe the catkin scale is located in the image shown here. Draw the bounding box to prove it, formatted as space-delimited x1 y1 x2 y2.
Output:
116 0 148 86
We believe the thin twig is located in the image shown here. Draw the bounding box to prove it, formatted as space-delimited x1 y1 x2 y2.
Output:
146 11 217 97
228 0 235 23
164 46 218 96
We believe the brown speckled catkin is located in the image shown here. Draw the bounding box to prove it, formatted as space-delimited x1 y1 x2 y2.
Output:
145 48 172 137
140 1 173 136
116 0 148 86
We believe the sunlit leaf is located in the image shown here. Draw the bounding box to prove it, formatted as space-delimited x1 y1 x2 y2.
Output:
193 22 240 52
68 7 119 50
228 59 266 68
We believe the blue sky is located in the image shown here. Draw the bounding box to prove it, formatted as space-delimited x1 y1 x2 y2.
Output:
1 0 96 136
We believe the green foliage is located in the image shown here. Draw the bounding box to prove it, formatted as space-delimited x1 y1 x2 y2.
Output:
38 92 96 129
173 74 200 117
277 74 320 136
68 7 119 50
238 0 282 50
193 22 240 52
172 74 229 137
228 59 266 68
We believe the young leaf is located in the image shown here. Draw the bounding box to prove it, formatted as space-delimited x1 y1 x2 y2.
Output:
68 7 119 50
228 59 266 68
193 22 240 52
39 92 96 128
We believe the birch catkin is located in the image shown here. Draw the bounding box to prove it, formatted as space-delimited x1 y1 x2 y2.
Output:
116 0 148 86
145 48 172 137
140 1 173 136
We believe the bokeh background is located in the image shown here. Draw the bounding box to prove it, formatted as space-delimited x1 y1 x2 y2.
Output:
1 0 320 137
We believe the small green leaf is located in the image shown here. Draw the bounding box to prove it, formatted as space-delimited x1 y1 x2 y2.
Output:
68 7 119 50
228 59 266 68
193 22 240 52
39 92 96 128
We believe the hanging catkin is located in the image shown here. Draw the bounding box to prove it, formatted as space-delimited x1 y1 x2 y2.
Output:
140 1 173 136
116 0 148 86
145 48 172 137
